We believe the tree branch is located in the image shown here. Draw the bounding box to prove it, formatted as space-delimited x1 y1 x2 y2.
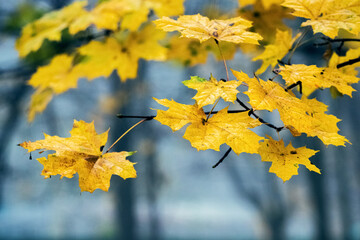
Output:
212 147 232 168
337 56 360 69
285 81 302 94
117 109 248 120
316 37 360 46
236 98 284 132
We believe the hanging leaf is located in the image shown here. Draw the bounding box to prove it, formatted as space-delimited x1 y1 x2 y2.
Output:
282 0 360 38
182 75 241 108
20 120 137 193
154 14 263 44
259 136 320 182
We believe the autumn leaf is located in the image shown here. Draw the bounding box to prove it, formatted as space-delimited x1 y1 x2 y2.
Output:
73 24 167 81
28 88 54 122
29 54 80 94
182 75 241 108
153 98 263 154
154 14 263 44
258 136 320 182
238 1 292 46
70 0 185 33
166 35 236 66
69 0 135 33
282 0 360 38
279 64 359 96
16 1 87 57
239 0 284 9
26 54 84 121
20 120 136 193
232 70 349 146
253 29 300 73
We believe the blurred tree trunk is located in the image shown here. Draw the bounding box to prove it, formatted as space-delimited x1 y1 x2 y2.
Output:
0 85 28 209
111 73 138 240
110 61 162 239
225 163 286 240
309 141 328 240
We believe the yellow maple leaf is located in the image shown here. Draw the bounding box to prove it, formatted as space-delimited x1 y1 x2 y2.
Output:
28 88 54 122
153 98 263 154
279 64 359 96
74 24 167 81
27 54 84 121
166 35 237 66
16 1 87 57
258 136 320 182
29 54 80 94
253 29 300 73
20 120 136 193
69 0 135 34
182 75 241 108
239 0 284 9
238 1 292 47
154 14 263 44
282 0 360 38
70 0 185 33
232 70 349 146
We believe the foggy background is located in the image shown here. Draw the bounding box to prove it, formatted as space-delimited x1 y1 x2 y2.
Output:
0 0 359 239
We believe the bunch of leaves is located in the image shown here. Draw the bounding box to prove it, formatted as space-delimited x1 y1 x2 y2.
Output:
18 0 360 191
20 120 136 192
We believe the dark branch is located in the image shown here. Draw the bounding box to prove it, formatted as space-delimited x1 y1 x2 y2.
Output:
212 147 232 168
315 37 360 46
337 56 360 69
236 98 284 132
285 81 302 94
117 114 156 120
117 109 248 120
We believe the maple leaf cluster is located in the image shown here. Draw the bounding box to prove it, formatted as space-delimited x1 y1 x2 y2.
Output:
18 0 360 192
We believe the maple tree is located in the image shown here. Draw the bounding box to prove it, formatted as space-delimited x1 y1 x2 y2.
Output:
17 0 360 192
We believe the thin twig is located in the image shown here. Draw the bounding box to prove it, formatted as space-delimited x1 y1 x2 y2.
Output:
315 37 360 46
212 147 232 168
337 56 360 69
117 109 249 120
236 98 284 132
117 114 155 119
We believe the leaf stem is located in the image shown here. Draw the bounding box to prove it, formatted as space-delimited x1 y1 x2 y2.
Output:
212 147 232 168
215 39 230 82
287 27 311 65
104 118 149 154
205 98 220 122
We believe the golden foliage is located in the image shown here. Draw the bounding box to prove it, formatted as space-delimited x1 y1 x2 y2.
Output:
232 70 349 146
20 120 136 193
154 14 262 44
153 98 263 154
182 75 241 108
259 136 320 182
282 0 360 38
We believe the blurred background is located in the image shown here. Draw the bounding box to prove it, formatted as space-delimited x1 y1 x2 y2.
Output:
0 0 360 239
